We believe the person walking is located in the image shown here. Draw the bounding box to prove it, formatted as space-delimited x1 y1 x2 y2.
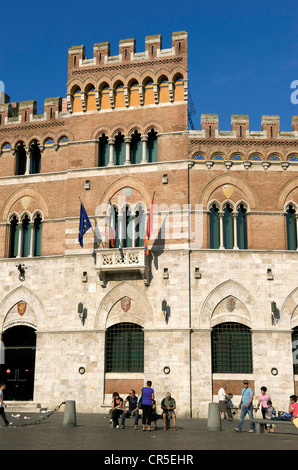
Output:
256 386 271 419
0 383 10 427
141 381 154 431
218 384 231 421
234 380 255 433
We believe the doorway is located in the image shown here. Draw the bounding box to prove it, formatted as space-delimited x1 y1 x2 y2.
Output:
0 326 36 400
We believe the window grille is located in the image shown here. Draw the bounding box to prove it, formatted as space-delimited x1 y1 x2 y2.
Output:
211 322 253 374
105 322 144 373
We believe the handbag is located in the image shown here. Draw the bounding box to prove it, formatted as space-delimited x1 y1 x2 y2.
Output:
137 393 143 409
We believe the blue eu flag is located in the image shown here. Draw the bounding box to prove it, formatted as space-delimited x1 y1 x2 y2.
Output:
78 202 92 247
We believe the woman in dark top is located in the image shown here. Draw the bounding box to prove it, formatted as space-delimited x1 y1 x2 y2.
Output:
111 392 124 428
141 381 155 431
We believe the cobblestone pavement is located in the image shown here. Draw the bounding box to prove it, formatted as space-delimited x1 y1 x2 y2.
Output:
0 410 297 453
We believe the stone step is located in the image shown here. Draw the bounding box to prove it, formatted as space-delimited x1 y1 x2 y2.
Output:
5 401 47 413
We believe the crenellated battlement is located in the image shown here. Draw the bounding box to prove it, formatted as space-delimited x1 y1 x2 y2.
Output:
190 114 298 140
67 31 188 81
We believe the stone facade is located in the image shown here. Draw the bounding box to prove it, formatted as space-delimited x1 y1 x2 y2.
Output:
0 31 297 418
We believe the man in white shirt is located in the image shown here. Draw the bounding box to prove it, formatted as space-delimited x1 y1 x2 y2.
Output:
218 384 230 420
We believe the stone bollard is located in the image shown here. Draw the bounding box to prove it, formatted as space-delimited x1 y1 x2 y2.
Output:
207 402 222 431
63 400 76 427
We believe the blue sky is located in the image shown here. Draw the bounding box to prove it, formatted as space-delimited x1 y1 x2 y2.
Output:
1 0 297 131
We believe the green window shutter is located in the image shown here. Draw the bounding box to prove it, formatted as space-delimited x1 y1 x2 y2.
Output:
286 206 297 250
237 205 247 249
99 134 109 167
33 215 42 256
130 132 142 164
21 217 31 258
124 208 133 248
114 134 125 165
135 208 145 247
210 205 220 249
9 217 19 258
223 205 234 249
147 130 158 163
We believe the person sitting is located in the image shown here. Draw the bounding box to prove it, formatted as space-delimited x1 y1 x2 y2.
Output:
161 392 176 431
111 392 124 428
271 395 298 421
120 389 139 429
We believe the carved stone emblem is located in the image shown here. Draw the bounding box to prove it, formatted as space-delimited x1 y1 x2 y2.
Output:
17 301 27 316
121 297 131 312
225 296 236 312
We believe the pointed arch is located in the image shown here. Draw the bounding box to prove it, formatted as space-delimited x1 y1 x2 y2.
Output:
0 187 51 223
199 174 257 210
94 281 155 329
198 279 265 329
0 286 46 330
281 287 298 329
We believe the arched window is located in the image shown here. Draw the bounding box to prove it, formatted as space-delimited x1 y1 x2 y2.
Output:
144 79 154 105
100 84 110 110
237 204 248 249
33 213 42 256
286 204 297 250
86 85 96 111
130 130 142 164
109 206 120 248
105 322 144 372
15 142 26 175
129 81 139 106
115 83 125 108
98 133 109 167
72 87 82 113
121 206 133 248
174 76 184 101
223 204 234 249
21 215 31 258
209 204 220 249
135 205 146 247
9 215 19 258
29 141 41 174
108 204 146 248
114 132 125 165
159 77 169 103
211 322 253 373
147 129 158 163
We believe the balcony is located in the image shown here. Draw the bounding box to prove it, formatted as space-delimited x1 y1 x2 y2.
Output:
95 247 150 287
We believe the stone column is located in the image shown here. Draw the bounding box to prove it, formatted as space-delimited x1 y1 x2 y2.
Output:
218 211 224 249
141 135 148 163
108 138 115 166
233 211 239 249
28 221 34 257
25 147 31 175
17 222 22 258
124 136 131 165
118 213 124 248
